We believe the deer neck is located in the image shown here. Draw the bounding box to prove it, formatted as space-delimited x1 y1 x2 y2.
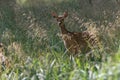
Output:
59 22 68 34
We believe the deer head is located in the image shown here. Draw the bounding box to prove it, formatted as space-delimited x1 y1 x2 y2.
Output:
52 12 68 25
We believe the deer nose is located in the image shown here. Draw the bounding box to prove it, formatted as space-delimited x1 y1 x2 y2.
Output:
58 22 61 25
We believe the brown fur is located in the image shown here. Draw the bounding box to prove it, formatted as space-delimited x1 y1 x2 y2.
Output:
52 12 100 55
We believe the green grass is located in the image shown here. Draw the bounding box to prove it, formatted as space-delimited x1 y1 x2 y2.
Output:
1 49 120 80
0 0 120 80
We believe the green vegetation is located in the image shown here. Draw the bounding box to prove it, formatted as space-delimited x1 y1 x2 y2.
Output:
0 0 120 80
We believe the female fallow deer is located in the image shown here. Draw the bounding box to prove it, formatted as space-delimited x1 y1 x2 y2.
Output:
52 12 101 56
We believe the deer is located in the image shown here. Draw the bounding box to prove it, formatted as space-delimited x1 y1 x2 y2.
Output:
52 12 102 57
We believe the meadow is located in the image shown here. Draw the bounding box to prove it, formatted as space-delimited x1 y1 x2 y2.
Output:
0 0 120 80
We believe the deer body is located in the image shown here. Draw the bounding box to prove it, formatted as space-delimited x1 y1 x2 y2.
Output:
52 12 99 55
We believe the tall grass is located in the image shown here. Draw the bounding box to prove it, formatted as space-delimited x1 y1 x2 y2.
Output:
0 0 120 80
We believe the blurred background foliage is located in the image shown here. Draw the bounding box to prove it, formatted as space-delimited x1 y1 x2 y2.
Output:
0 0 120 79
0 0 119 54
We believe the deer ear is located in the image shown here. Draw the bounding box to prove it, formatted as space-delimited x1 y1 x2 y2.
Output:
51 12 58 18
63 12 68 18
